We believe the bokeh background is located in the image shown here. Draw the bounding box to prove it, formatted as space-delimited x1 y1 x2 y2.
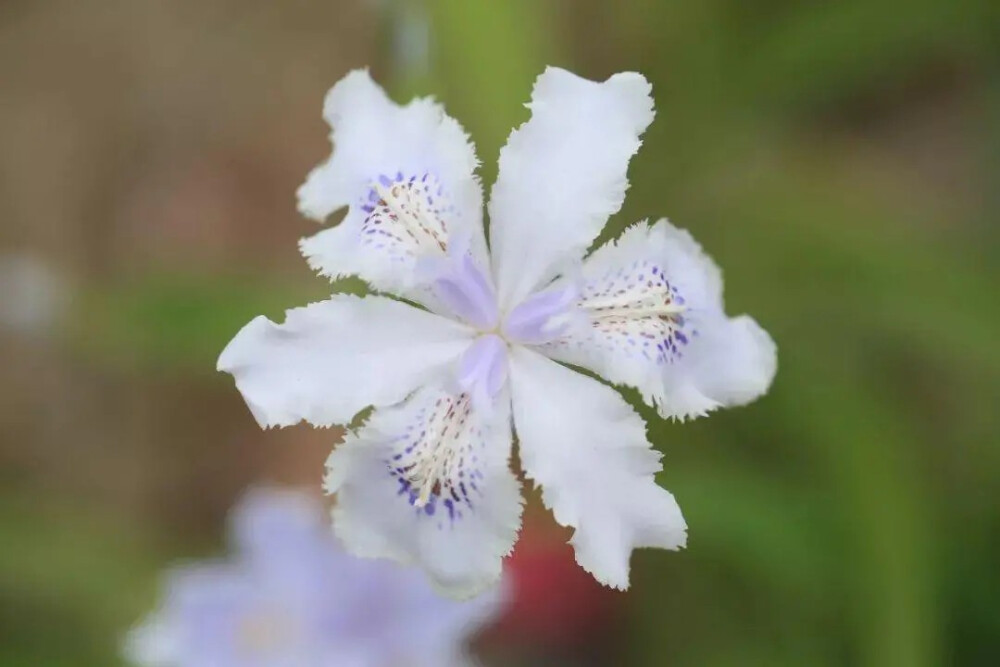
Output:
2 0 998 665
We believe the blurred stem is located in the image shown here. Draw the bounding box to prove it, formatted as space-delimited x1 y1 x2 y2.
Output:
379 0 434 97
787 358 940 667
425 0 556 184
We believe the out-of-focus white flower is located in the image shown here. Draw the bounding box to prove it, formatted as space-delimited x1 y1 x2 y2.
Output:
0 253 67 335
218 67 777 598
125 488 502 667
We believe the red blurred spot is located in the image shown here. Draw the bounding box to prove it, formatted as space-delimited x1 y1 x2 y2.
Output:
490 514 623 647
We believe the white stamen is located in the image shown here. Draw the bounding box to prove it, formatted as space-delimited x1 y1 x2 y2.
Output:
372 181 447 253
582 301 687 320
406 394 472 508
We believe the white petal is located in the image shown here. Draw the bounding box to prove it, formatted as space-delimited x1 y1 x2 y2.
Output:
297 70 488 303
540 220 777 420
217 295 475 428
666 313 777 413
508 346 686 589
325 386 522 599
489 67 654 310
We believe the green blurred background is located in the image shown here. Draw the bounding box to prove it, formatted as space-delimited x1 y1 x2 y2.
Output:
1 0 998 665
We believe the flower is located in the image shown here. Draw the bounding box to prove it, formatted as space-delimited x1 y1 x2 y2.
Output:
125 488 503 667
218 67 777 598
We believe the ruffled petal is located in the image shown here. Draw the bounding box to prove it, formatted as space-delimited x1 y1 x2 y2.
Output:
539 219 777 420
217 295 475 429
325 386 522 599
488 67 654 310
508 346 686 590
662 312 777 417
297 70 489 305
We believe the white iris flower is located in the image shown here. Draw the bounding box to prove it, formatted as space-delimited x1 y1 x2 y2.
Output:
219 67 777 599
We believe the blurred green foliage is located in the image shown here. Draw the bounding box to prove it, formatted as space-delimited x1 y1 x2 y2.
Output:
3 0 998 665
424 4 998 664
0 495 158 666
74 273 356 374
